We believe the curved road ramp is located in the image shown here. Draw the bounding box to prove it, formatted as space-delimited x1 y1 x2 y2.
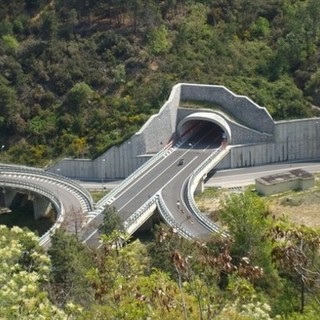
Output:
0 165 94 248
0 132 228 249
81 126 230 249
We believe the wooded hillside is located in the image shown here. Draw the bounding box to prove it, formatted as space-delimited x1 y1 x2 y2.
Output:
0 0 319 165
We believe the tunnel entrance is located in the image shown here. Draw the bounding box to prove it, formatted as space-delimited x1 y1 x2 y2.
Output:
179 120 224 146
177 112 232 145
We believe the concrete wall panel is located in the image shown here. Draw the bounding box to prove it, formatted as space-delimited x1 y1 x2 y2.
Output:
48 84 320 180
180 84 274 134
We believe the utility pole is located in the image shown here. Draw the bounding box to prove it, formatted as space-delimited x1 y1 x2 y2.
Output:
102 159 106 188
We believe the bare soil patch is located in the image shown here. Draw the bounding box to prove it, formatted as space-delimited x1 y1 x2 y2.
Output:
268 189 320 227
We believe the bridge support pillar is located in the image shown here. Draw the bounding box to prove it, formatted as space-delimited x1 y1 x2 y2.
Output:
195 177 204 194
33 195 52 220
2 189 17 208
0 188 5 207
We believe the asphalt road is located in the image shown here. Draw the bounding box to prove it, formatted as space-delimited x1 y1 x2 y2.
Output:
82 148 320 247
83 123 225 247
3 140 319 249
206 161 320 188
0 171 90 237
81 161 320 191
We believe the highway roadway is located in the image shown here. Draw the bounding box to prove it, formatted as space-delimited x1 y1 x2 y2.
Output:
83 123 224 247
2 136 319 249
0 167 93 235
82 158 320 247
206 161 320 188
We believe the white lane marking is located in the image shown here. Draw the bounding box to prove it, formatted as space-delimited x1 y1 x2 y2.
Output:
112 155 170 201
112 128 216 202
118 156 199 211
113 144 194 202
160 156 198 190
84 229 98 242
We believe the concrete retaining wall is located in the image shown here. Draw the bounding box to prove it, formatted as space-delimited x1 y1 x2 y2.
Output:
215 118 320 169
178 108 273 145
48 84 182 180
48 83 320 180
180 84 275 134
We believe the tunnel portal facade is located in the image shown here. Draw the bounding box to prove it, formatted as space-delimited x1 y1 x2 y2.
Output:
48 83 320 180
176 112 232 144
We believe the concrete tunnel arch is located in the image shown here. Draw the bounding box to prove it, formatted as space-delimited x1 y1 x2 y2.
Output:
177 112 232 143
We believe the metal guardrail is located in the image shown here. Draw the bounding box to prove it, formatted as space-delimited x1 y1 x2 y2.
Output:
0 165 93 212
0 179 65 247
0 165 93 208
122 193 194 240
0 139 227 246
0 179 62 213
94 138 185 215
122 196 157 231
95 142 175 209
156 194 194 240
186 146 230 237
117 140 228 240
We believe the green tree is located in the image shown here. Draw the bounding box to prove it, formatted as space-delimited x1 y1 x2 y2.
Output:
99 206 123 235
2 34 19 53
147 24 171 56
250 16 270 39
41 10 58 40
86 234 202 319
305 69 320 106
64 82 94 114
0 225 68 319
48 229 95 308
271 221 320 314
219 191 278 287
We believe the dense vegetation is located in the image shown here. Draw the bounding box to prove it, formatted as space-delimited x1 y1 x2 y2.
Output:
2 191 320 319
0 0 320 165
2 1 320 318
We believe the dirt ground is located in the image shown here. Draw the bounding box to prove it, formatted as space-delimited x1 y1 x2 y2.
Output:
268 190 320 228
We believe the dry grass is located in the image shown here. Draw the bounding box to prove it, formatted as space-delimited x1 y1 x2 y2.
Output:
268 189 320 227
197 177 320 228
195 187 238 222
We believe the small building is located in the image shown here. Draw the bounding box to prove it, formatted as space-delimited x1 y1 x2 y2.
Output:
255 169 315 196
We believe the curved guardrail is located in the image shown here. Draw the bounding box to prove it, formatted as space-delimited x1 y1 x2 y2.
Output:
186 146 230 237
0 139 228 246
156 194 194 240
120 145 230 240
0 179 65 247
122 193 194 240
0 165 93 207
0 165 93 212
122 196 157 232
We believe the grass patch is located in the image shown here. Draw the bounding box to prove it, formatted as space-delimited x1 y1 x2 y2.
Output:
195 186 222 201
315 173 320 188
194 187 227 222
180 100 247 126
90 190 109 202
267 185 320 227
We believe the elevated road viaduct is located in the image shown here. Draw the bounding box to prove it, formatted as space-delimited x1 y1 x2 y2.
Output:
1 83 319 247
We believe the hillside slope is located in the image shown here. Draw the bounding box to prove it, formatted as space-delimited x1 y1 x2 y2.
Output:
0 0 319 165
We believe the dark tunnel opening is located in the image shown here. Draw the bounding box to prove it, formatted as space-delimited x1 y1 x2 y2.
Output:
178 120 226 147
